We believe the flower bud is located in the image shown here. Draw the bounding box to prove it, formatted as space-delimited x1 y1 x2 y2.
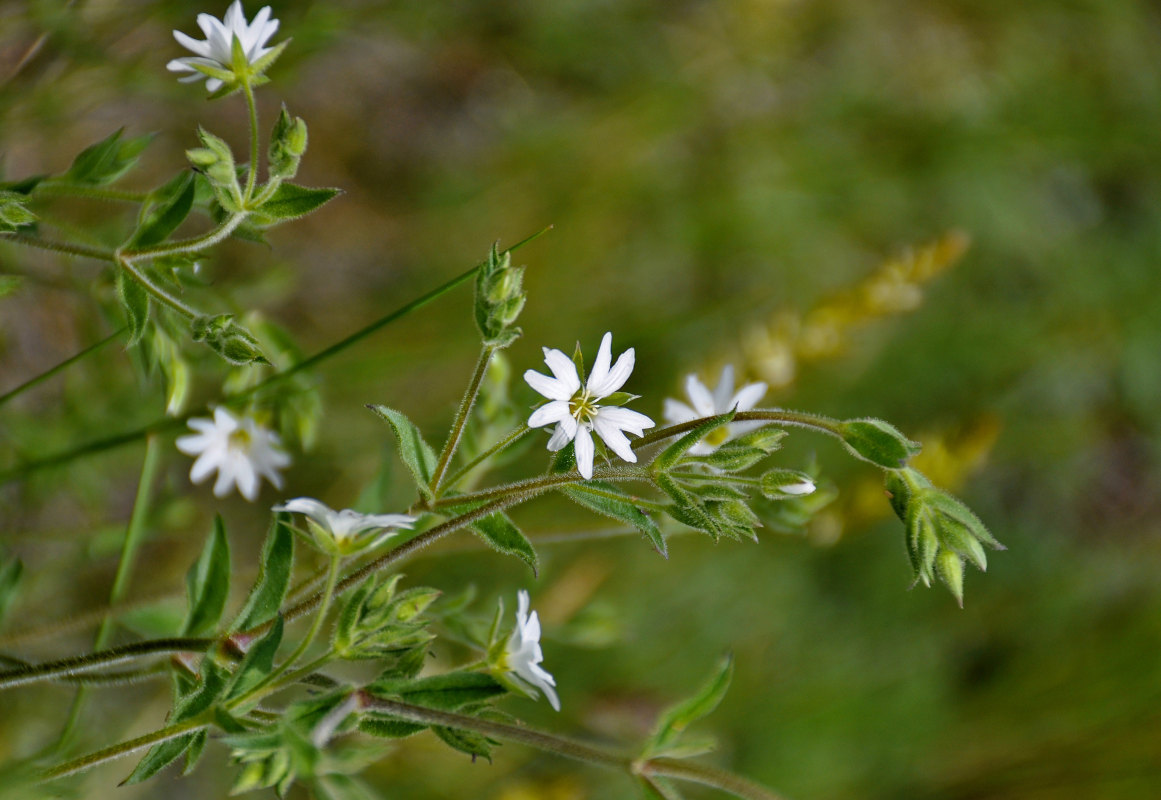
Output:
839 418 922 468
761 468 817 499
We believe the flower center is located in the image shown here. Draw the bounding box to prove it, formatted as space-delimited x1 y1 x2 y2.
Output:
227 427 253 452
705 426 730 447
569 390 599 424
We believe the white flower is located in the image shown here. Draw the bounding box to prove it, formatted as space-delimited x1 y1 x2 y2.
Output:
524 331 655 480
167 1 281 92
273 497 416 554
780 477 817 495
662 365 767 454
176 407 289 501
503 590 559 711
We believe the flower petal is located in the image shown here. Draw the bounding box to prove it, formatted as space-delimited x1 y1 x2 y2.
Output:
713 365 736 410
574 425 595 479
593 415 637 463
595 406 655 435
586 332 613 392
685 374 716 417
541 348 581 395
546 421 575 451
524 369 573 402
589 347 635 398
528 399 573 429
730 381 767 413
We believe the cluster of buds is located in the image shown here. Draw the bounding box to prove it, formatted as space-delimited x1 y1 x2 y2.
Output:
332 575 440 661
191 313 268 365
474 243 526 348
886 467 1004 605
187 128 244 211
267 105 308 182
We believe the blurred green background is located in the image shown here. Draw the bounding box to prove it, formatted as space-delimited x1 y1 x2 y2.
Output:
3 0 1161 798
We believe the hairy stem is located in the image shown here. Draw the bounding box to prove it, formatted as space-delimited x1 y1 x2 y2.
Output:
39 717 209 782
427 466 646 511
638 759 791 800
441 425 531 493
432 345 497 495
632 409 843 451
242 79 261 205
0 232 114 261
0 638 212 691
0 327 125 408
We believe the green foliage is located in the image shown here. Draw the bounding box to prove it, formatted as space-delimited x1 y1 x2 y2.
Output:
268 105 308 181
191 314 270 365
63 128 153 186
643 653 734 760
651 412 735 473
470 512 539 575
0 191 36 231
368 405 438 501
126 171 196 249
231 518 295 632
224 616 285 706
115 266 150 345
838 419 922 469
182 516 231 637
0 555 22 628
251 183 340 226
562 482 666 556
334 575 437 660
474 243 526 348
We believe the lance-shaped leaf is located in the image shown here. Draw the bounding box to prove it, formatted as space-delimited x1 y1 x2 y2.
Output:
470 512 538 575
64 128 154 185
0 555 23 628
643 653 734 759
126 171 196 248
252 183 341 226
116 266 150 346
652 412 735 473
231 517 294 632
432 723 496 762
225 615 285 704
182 516 231 637
368 405 438 501
562 481 666 557
361 672 507 741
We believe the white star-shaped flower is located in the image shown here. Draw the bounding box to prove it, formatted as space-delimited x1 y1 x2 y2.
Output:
167 2 281 92
273 497 416 554
524 331 655 480
176 407 289 501
503 590 559 711
663 365 768 454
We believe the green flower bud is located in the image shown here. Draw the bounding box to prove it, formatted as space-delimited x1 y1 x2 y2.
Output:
839 418 922 468
936 549 965 607
760 468 818 499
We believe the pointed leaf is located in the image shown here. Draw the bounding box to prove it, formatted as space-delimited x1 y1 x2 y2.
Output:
368 405 438 501
0 556 23 628
116 267 150 346
225 615 285 702
232 518 294 631
182 516 231 636
121 732 198 785
127 171 195 248
64 129 154 185
562 482 666 557
470 512 538 575
252 183 340 225
183 730 208 776
432 725 494 761
645 653 734 757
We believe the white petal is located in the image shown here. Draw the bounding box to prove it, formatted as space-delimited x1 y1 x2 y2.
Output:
713 365 736 410
595 406 655 435
730 381 767 412
663 398 697 425
593 415 636 463
175 431 209 455
528 399 573 429
524 369 573 402
188 453 216 483
541 348 581 395
586 332 613 392
574 426 595 479
274 497 331 521
546 421 575 451
173 30 211 58
685 374 716 417
589 347 635 398
234 457 260 501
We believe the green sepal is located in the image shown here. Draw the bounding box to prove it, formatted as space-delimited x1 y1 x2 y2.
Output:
251 183 340 225
655 471 722 540
126 171 195 248
643 653 734 759
191 314 270 366
691 443 767 472
470 512 539 575
562 481 666 557
432 724 495 762
936 550 965 607
248 38 289 79
652 412 735 473
924 489 1004 550
224 615 285 704
64 128 154 186
181 515 231 637
116 266 150 346
231 517 295 632
367 405 438 501
838 418 922 469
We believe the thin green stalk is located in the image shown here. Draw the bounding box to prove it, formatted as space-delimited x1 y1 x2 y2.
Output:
431 345 496 495
35 181 149 204
0 638 212 691
0 327 125 408
39 717 209 783
240 556 340 702
360 696 788 799
241 80 261 205
428 466 646 511
0 226 551 484
56 434 163 750
0 232 114 261
632 409 843 451
441 425 531 493
120 210 247 260
114 254 200 319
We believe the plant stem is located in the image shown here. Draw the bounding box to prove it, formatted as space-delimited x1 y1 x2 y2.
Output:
114 253 200 320
241 79 261 205
0 232 114 261
39 717 209 783
441 426 531 493
0 638 212 691
56 434 162 750
360 696 788 799
431 345 496 495
632 410 844 451
428 466 646 511
0 327 125 408
35 181 149 204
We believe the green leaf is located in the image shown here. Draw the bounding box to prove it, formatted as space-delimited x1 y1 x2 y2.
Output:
64 128 154 185
232 518 294 631
225 615 285 703
116 267 150 346
367 405 438 501
252 183 340 225
183 730 208 776
470 512 538 575
127 171 195 248
432 725 494 761
121 732 198 785
370 671 506 711
358 717 425 739
182 516 231 636
838 418 922 469
644 653 734 758
652 412 735 473
562 482 666 557
0 556 23 628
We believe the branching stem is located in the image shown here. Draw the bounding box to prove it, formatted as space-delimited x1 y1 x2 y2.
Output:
431 344 496 495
